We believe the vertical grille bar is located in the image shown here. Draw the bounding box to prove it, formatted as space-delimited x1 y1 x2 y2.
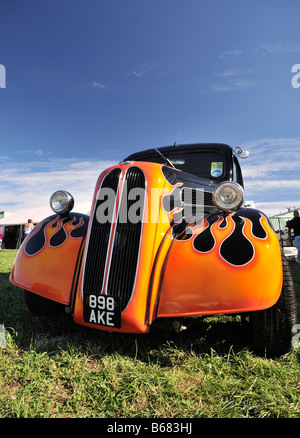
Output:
106 167 146 310
83 168 121 294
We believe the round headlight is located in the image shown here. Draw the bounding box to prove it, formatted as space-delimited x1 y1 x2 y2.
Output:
50 190 74 215
213 181 244 212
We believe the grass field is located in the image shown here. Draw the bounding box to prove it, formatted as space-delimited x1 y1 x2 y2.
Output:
0 249 299 418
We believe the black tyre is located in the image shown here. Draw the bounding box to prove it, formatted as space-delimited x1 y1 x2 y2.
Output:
246 254 297 357
24 290 65 316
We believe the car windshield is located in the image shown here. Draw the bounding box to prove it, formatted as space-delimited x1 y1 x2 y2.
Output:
165 151 225 179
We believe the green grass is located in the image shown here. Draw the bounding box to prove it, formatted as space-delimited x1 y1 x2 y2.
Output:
0 249 299 418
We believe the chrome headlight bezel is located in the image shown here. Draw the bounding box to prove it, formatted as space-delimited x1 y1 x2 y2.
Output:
213 181 244 212
49 190 74 215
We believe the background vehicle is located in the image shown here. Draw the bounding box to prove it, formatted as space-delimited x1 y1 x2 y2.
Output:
10 143 297 356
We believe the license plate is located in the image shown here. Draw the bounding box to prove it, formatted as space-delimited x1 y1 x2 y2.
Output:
83 294 121 328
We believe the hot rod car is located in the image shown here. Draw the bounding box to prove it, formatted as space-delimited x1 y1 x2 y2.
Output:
10 143 297 356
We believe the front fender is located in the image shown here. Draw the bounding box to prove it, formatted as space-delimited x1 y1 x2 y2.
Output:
10 212 89 305
156 208 283 317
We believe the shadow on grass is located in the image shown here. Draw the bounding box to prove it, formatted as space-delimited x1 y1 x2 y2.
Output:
0 270 252 365
2 263 300 365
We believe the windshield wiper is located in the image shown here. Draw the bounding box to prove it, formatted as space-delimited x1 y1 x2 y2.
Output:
154 148 175 168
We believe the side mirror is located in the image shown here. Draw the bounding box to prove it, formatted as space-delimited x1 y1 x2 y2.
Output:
234 147 249 159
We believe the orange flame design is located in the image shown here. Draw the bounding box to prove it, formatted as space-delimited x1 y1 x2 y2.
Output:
157 211 282 317
25 215 87 256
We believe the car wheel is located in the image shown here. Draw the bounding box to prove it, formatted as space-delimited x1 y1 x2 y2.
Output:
246 254 297 357
24 290 64 316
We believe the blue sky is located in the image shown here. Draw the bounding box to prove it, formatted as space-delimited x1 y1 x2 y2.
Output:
1 0 300 216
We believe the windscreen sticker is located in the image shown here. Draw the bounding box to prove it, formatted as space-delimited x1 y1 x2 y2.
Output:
211 162 223 177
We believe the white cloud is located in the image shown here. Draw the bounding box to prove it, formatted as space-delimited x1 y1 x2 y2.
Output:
254 200 300 217
0 157 117 211
245 179 300 191
128 71 144 77
220 44 300 59
214 70 237 77
18 148 51 157
0 156 10 161
91 81 106 89
240 137 300 215
242 137 300 174
127 63 156 78
200 69 255 93
254 44 300 55
219 49 243 59
208 79 254 93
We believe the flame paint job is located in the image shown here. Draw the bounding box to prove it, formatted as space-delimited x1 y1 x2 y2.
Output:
10 159 283 334
157 209 282 317
10 213 88 304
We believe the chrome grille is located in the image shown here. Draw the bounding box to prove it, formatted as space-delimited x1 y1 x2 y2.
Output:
204 191 214 206
181 187 214 218
181 187 204 205
83 168 121 294
181 187 214 207
83 166 146 312
106 167 146 310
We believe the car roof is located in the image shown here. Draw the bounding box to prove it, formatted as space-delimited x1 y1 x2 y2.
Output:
124 143 233 161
